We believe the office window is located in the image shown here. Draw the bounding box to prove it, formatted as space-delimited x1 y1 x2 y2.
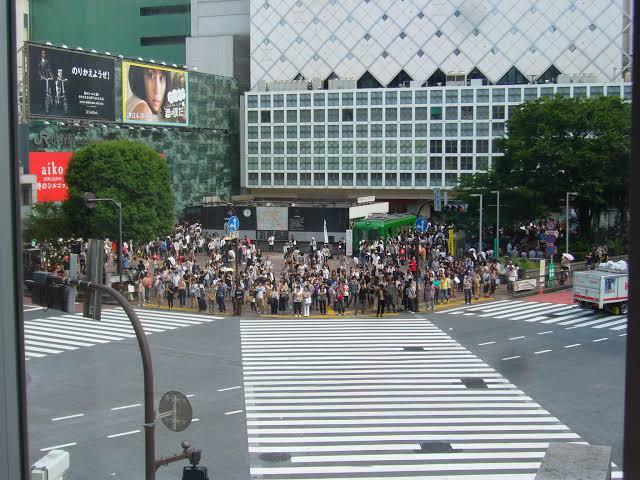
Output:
314 125 325 138
385 140 397 153
445 156 458 170
445 123 458 137
492 105 505 119
384 173 396 186
430 172 443 186
260 126 271 139
300 93 311 107
287 141 297 154
356 124 368 138
300 173 311 185
342 141 353 153
286 94 297 107
328 141 339 154
248 142 258 154
273 141 284 154
460 156 473 170
370 91 383 105
273 173 284 185
314 173 326 186
508 105 519 118
260 95 271 108
431 123 442 137
415 157 428 169
385 91 397 104
476 122 489 136
287 125 298 138
540 87 554 97
461 123 474 137
446 90 459 103
556 87 570 97
343 108 354 121
248 157 258 170
400 172 412 186
327 157 339 170
287 157 297 170
273 94 284 107
476 89 489 102
260 111 271 123
430 140 442 153
445 173 458 186
273 157 285 169
300 109 311 122
573 86 587 97
415 173 427 186
313 93 325 106
606 86 620 97
342 92 353 106
400 107 412 121
260 142 271 154
590 86 604 97
492 122 505 136
624 85 631 100
371 157 383 169
261 157 272 169
445 140 458 153
248 126 258 139
328 108 339 122
356 141 368 154
356 91 368 105
431 106 443 120
371 108 383 121
371 140 383 154
342 172 354 185
430 90 442 104
327 124 339 138
461 106 474 120
273 126 284 139
415 90 428 104
460 89 473 103
287 110 297 123
342 124 354 138
460 139 473 153
524 87 538 100
508 88 522 102
476 139 489 153
248 111 258 123
371 124 383 137
400 157 412 170
248 172 259 185
385 108 397 121
356 173 368 186
445 106 458 120
286 172 297 185
476 105 489 119
415 140 427 153
300 141 311 154
328 173 339 185
430 156 442 170
273 110 284 123
300 126 311 139
299 157 311 170
342 157 354 169
385 157 397 169
328 92 339 106
247 96 258 108
356 108 368 122
385 124 397 137
493 88 506 102
400 124 412 137
492 139 503 153
415 107 428 121
415 123 428 137
371 173 383 186
400 91 413 104
400 140 412 154
476 156 489 170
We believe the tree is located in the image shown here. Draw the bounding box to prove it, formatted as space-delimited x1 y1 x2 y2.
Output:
24 203 70 243
63 140 174 242
455 95 631 239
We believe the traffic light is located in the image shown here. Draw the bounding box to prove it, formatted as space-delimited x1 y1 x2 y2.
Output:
183 466 209 480
444 202 468 213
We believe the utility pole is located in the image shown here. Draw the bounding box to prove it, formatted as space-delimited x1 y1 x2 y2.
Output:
470 193 483 253
566 192 578 254
490 190 500 256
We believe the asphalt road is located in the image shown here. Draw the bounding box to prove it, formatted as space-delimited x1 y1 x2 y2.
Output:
430 300 626 467
24 306 249 480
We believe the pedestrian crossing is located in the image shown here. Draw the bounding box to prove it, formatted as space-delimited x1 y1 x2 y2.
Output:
442 300 627 333
240 317 622 479
24 308 220 360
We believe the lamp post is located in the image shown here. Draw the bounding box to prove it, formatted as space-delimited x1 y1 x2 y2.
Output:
83 192 123 288
490 190 500 256
470 193 483 253
566 191 578 254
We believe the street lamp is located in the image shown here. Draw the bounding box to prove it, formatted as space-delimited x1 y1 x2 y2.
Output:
83 192 123 288
566 191 578 254
490 190 500 256
470 193 483 253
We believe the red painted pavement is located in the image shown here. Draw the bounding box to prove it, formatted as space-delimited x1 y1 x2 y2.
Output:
526 289 575 305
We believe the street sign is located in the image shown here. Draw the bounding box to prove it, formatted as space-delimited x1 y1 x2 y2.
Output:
228 215 240 232
443 191 448 207
158 390 193 432
546 244 556 256
546 220 556 231
415 216 429 233
434 189 442 212
549 262 556 280
545 234 556 245
357 195 376 204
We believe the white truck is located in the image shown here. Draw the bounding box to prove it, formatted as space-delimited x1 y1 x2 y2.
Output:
573 263 629 315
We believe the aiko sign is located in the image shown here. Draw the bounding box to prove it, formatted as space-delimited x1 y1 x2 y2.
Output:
29 152 73 202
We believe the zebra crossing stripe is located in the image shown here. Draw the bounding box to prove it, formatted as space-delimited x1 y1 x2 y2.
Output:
594 318 627 329
444 300 516 314
570 316 621 328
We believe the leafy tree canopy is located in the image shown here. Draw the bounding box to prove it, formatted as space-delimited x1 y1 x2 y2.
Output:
63 140 174 242
455 95 631 238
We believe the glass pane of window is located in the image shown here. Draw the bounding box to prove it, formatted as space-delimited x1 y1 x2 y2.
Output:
476 156 489 170
328 172 340 185
300 126 311 139
384 173 396 186
342 157 354 169
356 124 368 138
460 89 473 103
299 157 311 170
430 156 442 170
385 91 397 104
314 141 325 154
371 124 383 137
430 123 442 137
400 107 412 121
400 124 412 137
286 172 297 185
328 141 339 154
573 86 587 97
400 156 412 170
556 87 570 97
356 141 368 154
508 88 522 102
385 140 397 153
274 173 284 185
248 156 258 170
260 95 271 108
313 173 325 186
415 173 427 186
287 157 297 170
287 110 297 123
328 92 339 106
524 88 538 100
430 140 442 153
300 173 311 185
327 156 339 170
430 172 443 186
385 108 397 121
327 125 339 138
248 110 258 123
356 108 368 122
445 106 458 120
342 92 353 106
248 172 259 184
328 109 339 122
385 124 397 137
371 173 382 186
446 90 459 103
400 173 412 186
415 157 428 169
261 111 271 123
342 108 354 121
400 140 412 154
356 173 368 186
431 106 442 120
261 142 271 154
445 172 458 186
248 126 258 139
430 90 442 104
445 156 458 170
273 126 284 138
342 124 353 137
590 86 604 97
314 125 325 138
261 157 272 169
415 90 428 104
492 88 506 102
287 94 297 107
287 125 297 138
476 89 489 102
461 106 474 120
356 91 368 105
400 91 412 104
415 107 428 120
371 157 382 169
461 123 474 137
299 109 311 122
313 93 325 106
274 141 284 153
371 140 383 154
273 94 284 107
261 126 271 138
247 95 258 108
445 123 458 137
606 86 620 97
287 141 297 153
300 140 311 153
371 108 383 121
460 156 473 170
540 87 554 97
342 172 354 185
370 91 383 105
476 122 489 136
342 141 353 153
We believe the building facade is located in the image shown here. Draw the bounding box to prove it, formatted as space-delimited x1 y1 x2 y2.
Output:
250 0 633 88
29 0 190 65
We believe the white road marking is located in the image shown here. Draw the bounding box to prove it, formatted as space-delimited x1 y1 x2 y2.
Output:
478 341 496 346
620 333 628 337
593 318 627 329
107 430 140 439
501 356 521 361
52 413 85 422
111 403 141 411
593 338 608 342
186 394 196 398
217 386 242 392
537 330 553 335
564 344 581 349
534 350 552 355
225 410 243 415
40 442 77 452
509 336 525 340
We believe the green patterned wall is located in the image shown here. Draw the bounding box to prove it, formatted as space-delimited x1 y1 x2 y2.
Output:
28 60 240 217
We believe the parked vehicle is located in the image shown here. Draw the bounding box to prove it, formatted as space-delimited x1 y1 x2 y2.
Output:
573 262 629 315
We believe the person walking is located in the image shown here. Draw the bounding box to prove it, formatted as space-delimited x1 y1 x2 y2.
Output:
354 282 367 316
216 282 227 312
303 286 312 317
137 276 145 307
269 286 279 317
463 272 473 304
317 284 328 315
293 285 303 317
334 282 346 316
178 277 187 307
166 284 175 310
376 283 386 317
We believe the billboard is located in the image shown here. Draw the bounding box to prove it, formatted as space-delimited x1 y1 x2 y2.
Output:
29 152 73 202
122 62 188 126
28 45 115 121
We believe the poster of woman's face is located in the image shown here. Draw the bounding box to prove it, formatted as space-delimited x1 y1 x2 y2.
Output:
123 62 188 126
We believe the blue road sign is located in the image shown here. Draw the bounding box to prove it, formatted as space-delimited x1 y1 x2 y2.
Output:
415 216 429 233
546 244 556 256
228 215 240 232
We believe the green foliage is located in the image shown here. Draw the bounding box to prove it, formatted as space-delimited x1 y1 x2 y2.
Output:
455 96 631 240
24 203 70 243
63 140 174 242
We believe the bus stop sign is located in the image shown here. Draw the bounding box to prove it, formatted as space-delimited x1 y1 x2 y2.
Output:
228 216 240 232
415 217 429 233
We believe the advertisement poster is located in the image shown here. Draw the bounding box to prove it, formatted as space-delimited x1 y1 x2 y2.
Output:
28 45 115 120
122 62 188 126
257 206 288 231
29 152 73 202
